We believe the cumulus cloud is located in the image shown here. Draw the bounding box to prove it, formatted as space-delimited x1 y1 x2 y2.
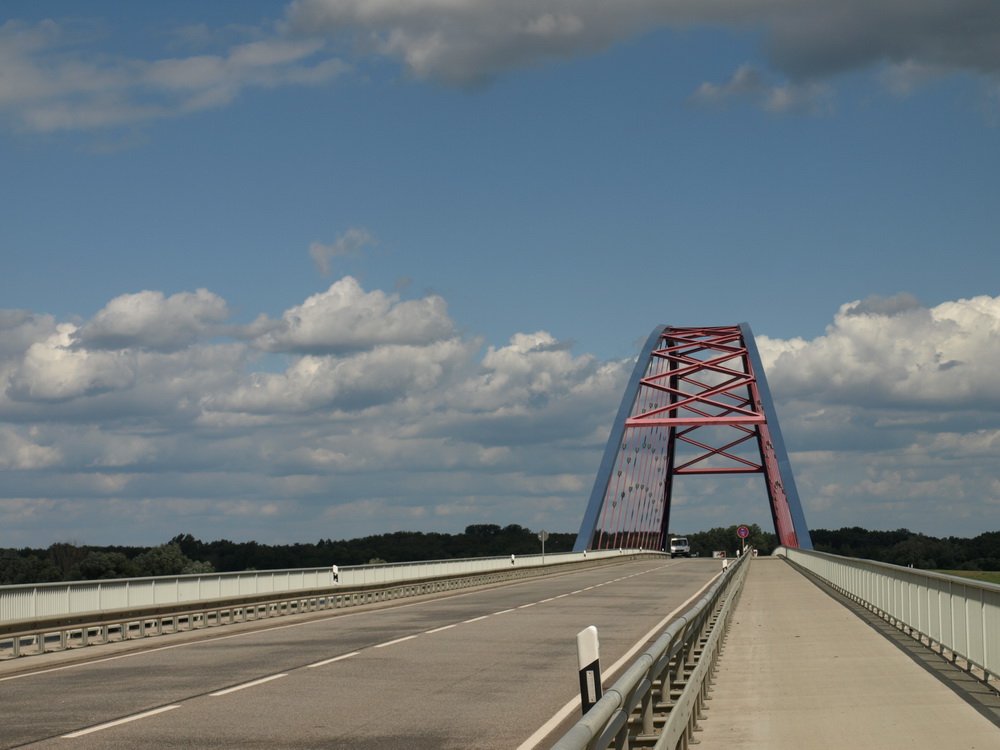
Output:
0 310 56 358
206 337 474 414
247 276 456 354
743 293 1000 533
7 323 138 402
758 293 1000 409
3 283 1000 546
75 289 230 352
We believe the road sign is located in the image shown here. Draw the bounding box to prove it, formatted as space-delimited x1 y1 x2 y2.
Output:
538 531 549 542
737 525 750 539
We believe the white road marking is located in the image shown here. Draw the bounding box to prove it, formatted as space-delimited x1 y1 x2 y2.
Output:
463 615 489 623
62 705 181 737
375 635 419 648
306 651 360 668
426 623 457 633
210 673 287 696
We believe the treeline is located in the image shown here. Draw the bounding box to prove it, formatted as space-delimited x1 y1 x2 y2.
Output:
685 525 1000 570
810 526 1000 571
3 524 999 586
0 524 575 585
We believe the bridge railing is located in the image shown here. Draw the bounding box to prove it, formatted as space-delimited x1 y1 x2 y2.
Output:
0 549 637 624
551 552 751 750
2 550 659 659
776 546 1000 687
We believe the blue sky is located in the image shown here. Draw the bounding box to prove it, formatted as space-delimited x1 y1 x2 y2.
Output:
2 1 999 548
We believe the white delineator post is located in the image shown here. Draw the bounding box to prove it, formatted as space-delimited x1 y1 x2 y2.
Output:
576 626 602 714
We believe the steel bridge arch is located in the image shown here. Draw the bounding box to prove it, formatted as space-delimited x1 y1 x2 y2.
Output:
574 323 812 551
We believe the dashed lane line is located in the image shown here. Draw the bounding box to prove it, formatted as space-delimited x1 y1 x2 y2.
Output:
210 673 288 696
375 635 419 648
62 705 181 738
306 651 360 668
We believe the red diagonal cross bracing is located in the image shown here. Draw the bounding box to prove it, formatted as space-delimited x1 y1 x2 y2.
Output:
589 325 800 550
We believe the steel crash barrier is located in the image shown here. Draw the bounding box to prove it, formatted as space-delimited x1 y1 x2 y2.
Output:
777 546 1000 689
551 551 751 750
0 550 654 660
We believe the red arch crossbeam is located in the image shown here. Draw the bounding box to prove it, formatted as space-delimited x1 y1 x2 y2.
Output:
620 326 798 548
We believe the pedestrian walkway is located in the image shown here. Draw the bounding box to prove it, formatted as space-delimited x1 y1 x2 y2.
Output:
696 556 1000 749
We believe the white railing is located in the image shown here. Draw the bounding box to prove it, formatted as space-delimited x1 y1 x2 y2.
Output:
777 546 1000 685
0 549 637 624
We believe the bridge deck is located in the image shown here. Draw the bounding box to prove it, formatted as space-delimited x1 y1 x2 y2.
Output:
697 556 1000 749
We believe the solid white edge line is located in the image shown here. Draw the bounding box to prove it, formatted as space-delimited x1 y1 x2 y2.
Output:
62 705 181 738
306 651 360 668
210 673 287 696
513 569 724 750
375 635 419 648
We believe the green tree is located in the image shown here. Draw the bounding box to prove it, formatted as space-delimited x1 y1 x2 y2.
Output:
48 542 87 579
133 543 214 577
74 551 138 580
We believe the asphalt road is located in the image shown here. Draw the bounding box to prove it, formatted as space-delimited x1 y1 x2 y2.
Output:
1 558 722 749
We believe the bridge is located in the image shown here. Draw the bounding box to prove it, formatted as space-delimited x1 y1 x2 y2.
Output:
1 324 999 749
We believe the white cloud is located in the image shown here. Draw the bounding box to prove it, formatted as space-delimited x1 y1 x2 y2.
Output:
760 293 1000 409
3 285 1000 546
76 289 229 352
247 276 456 354
0 426 62 470
0 310 56 358
8 323 138 402
206 337 473 414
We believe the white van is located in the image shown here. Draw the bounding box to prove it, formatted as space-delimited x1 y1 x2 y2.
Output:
669 537 691 558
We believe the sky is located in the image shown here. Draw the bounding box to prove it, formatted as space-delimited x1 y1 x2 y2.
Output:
1 1 999 549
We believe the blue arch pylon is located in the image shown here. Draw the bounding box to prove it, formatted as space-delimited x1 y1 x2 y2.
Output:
574 324 812 551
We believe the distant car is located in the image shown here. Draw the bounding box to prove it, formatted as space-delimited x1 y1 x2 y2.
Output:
669 537 691 558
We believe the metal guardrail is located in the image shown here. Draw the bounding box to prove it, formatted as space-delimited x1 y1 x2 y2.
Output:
0 550 656 661
0 549 631 624
776 546 1000 687
551 551 752 750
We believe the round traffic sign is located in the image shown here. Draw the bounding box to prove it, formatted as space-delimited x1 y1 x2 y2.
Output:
736 525 750 539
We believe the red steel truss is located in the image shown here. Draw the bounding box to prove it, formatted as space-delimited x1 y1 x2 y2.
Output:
577 324 809 551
